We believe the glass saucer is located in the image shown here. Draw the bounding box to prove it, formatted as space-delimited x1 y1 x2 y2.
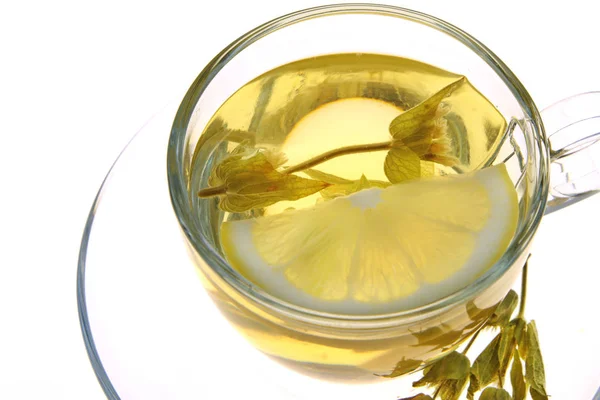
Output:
78 105 600 399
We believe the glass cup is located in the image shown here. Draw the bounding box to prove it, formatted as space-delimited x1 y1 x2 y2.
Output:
167 4 600 381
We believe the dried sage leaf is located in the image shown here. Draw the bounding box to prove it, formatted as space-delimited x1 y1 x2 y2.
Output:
510 349 526 400
389 77 464 142
384 146 424 183
498 323 516 385
468 333 501 398
398 394 434 400
413 351 470 388
465 300 497 330
488 290 518 328
303 169 353 185
317 173 390 199
203 143 328 212
525 321 548 400
517 319 528 360
389 78 464 168
479 387 512 400
438 376 469 400
512 318 526 349
378 358 422 378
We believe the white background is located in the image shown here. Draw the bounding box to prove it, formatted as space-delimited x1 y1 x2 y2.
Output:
1 0 599 399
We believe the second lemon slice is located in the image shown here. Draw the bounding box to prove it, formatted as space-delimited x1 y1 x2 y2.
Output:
221 164 518 314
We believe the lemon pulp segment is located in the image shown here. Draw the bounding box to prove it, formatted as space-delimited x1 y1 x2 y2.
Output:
221 164 518 314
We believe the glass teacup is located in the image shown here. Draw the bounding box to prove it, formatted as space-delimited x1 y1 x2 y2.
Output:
167 4 600 381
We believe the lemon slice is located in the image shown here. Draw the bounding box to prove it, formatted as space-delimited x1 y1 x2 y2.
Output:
221 164 518 314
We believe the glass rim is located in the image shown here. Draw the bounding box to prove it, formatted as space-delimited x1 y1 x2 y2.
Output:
166 3 550 326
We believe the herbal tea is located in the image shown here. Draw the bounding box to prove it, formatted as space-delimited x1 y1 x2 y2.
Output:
189 53 517 379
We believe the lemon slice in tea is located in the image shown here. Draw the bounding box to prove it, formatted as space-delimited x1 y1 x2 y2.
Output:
221 164 518 314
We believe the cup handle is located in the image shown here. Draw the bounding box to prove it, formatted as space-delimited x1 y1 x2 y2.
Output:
541 92 600 214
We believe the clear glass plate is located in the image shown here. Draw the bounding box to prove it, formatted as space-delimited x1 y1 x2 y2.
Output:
78 105 600 399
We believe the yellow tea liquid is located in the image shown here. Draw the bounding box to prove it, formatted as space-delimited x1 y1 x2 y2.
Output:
189 53 514 380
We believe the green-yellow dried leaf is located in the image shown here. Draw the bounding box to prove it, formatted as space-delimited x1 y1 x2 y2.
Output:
498 323 517 385
468 333 501 398
438 377 469 400
313 173 390 199
260 147 288 168
465 300 497 330
204 144 328 212
516 319 528 360
510 349 526 400
384 146 434 183
525 321 548 400
529 388 548 400
512 318 526 349
479 387 512 400
378 358 422 378
398 394 434 400
488 290 519 327
389 77 464 141
411 325 464 351
413 351 470 388
389 78 464 168
467 377 476 400
303 169 353 185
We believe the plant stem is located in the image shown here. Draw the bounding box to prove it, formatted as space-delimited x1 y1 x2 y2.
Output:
196 140 394 198
462 329 481 356
432 385 442 399
282 140 393 174
518 256 530 319
197 184 227 198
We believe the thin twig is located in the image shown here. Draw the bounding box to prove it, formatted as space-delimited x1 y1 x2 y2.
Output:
196 141 394 198
518 256 530 319
282 140 393 174
462 329 482 356
197 184 227 198
432 385 442 399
